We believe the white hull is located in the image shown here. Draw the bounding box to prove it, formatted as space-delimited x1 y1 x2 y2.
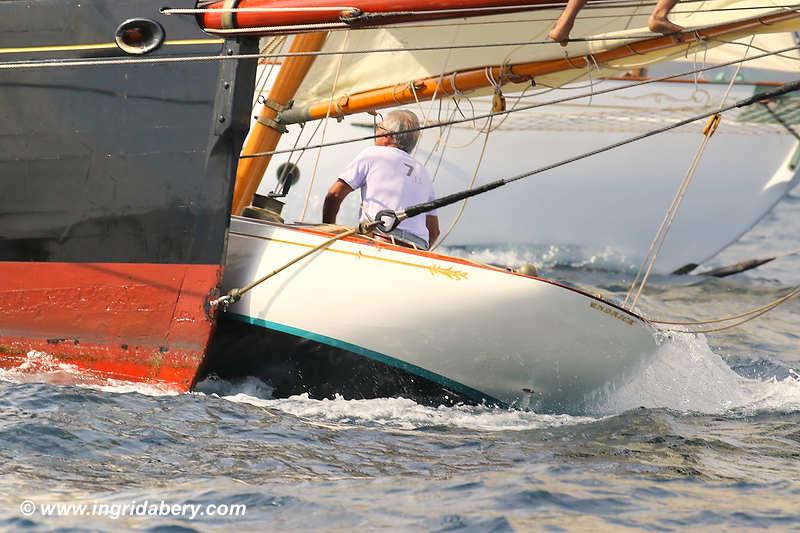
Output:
217 216 660 412
266 79 800 273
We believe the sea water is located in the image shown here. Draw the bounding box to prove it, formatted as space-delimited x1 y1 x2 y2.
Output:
1 193 798 531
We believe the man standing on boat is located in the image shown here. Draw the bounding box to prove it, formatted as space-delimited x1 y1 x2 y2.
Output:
322 109 440 250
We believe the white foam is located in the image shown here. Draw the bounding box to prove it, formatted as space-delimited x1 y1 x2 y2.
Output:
194 331 800 427
442 243 633 271
0 350 178 397
197 376 593 431
596 331 800 415
193 374 274 399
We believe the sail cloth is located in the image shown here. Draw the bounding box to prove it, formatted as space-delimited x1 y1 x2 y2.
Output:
200 1 800 115
673 32 800 73
288 0 800 110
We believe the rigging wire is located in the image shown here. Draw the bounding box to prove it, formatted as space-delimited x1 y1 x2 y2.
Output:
761 102 800 141
417 43 458 159
241 44 800 159
6 22 800 71
299 30 351 221
650 285 800 326
431 113 494 250
210 227 360 308
707 37 800 62
367 79 800 248
624 35 756 310
660 285 800 333
250 37 285 116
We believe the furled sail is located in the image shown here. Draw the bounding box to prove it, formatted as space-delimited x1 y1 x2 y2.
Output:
673 32 800 73
277 1 800 120
199 1 800 117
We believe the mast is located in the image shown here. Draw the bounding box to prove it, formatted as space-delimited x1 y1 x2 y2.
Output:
231 31 328 216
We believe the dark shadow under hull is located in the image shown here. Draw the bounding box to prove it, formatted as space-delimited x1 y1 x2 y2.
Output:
201 315 481 407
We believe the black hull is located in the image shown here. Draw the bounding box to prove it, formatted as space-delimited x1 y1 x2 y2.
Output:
0 0 257 265
201 316 479 407
0 2 258 390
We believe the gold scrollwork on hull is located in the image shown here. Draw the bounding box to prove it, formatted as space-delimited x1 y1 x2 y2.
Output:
246 233 472 281
428 265 469 280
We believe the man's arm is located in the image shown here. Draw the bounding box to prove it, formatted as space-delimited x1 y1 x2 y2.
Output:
322 179 354 224
426 215 440 248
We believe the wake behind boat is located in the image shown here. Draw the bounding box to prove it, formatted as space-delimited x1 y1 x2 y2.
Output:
202 216 659 413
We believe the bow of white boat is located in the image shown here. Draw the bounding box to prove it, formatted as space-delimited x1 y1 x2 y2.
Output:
215 216 661 413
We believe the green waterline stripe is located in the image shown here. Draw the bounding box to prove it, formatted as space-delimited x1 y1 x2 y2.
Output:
227 313 506 408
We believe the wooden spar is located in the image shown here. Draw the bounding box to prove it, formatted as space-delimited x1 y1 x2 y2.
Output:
231 31 328 216
278 10 800 124
200 0 566 34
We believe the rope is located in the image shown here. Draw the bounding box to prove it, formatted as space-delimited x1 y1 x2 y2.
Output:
4 36 798 72
708 37 800 63
428 77 535 249
431 113 494 250
245 44 800 159
662 285 800 333
251 37 287 116
428 114 455 182
651 285 800 326
623 115 722 309
210 227 359 308
373 80 800 234
299 30 350 222
417 43 457 160
624 37 754 310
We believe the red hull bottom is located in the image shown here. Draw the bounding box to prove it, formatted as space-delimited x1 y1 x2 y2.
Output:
0 262 221 391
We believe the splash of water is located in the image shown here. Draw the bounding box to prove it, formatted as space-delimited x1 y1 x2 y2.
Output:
596 331 800 415
194 375 594 431
442 243 635 272
0 350 178 397
6 340 799 426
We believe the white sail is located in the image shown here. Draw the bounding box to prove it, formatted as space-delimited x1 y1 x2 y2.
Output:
673 32 800 73
292 0 800 108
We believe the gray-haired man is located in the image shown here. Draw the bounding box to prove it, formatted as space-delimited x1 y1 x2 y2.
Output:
322 109 440 250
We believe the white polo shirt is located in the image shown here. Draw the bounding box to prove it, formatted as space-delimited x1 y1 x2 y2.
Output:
337 145 438 243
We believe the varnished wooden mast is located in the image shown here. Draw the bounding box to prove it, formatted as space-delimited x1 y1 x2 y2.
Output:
231 31 328 216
